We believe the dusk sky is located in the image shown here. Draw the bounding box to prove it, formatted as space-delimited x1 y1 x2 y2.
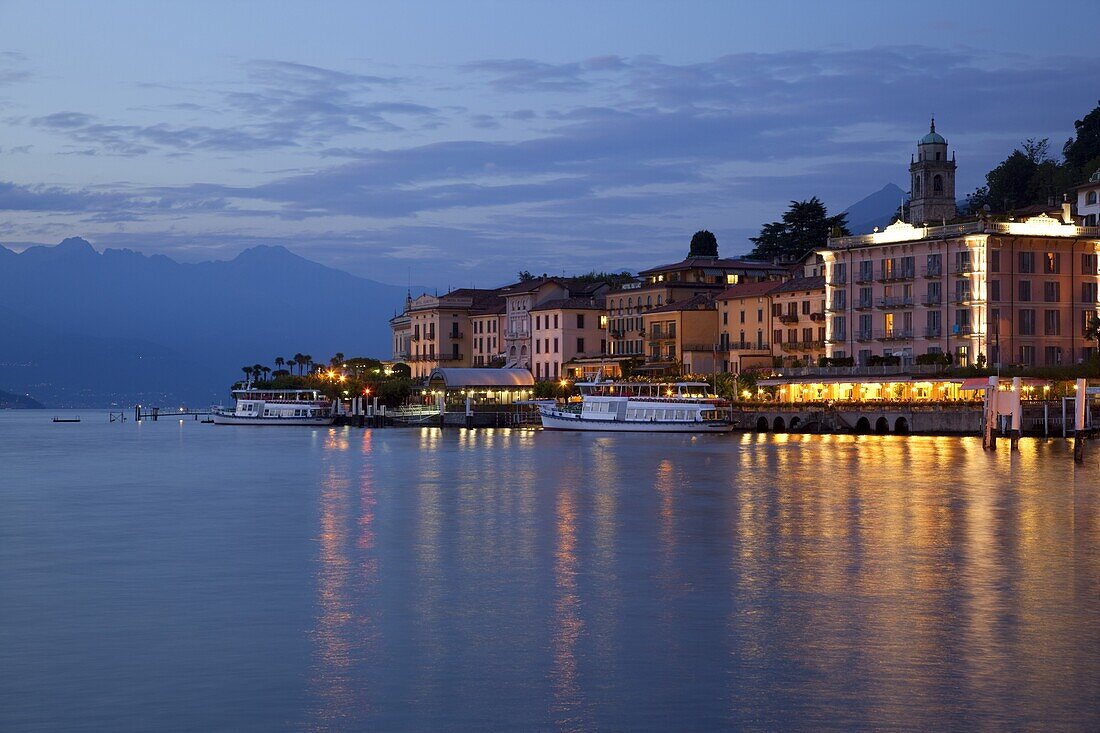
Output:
1 0 1098 289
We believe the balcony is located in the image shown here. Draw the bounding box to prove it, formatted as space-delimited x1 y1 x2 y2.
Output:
952 292 985 304
953 324 975 336
826 301 848 312
726 340 770 352
809 312 826 322
876 297 915 309
778 313 799 324
855 330 875 341
922 266 942 278
855 272 874 284
877 329 914 341
682 343 719 352
923 327 942 338
438 352 464 362
447 331 464 340
825 334 847 344
951 262 975 275
828 275 847 286
877 269 915 283
854 298 874 311
921 295 942 307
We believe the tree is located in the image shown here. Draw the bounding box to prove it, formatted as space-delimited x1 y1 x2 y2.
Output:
1064 102 1100 179
293 353 305 375
1085 315 1100 351
748 197 849 261
241 366 252 384
517 270 535 281
275 357 284 372
689 230 718 258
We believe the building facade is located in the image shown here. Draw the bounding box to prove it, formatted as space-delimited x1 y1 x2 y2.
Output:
769 275 828 366
529 297 607 380
403 288 503 378
1076 169 1100 227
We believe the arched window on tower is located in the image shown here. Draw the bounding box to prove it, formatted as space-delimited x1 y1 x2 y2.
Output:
1087 190 1098 205
913 176 921 196
933 175 944 194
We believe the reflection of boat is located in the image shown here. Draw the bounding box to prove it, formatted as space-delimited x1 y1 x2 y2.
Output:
538 380 732 432
212 389 334 426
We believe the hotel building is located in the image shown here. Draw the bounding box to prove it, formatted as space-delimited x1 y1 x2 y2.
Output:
821 124 1100 367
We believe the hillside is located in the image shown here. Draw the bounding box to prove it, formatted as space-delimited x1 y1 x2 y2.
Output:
0 388 43 409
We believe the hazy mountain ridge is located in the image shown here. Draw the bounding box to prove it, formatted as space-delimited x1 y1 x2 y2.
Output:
843 183 907 234
0 239 409 407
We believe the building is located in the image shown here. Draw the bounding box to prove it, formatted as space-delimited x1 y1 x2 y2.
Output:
605 242 789 362
769 275 827 366
403 288 504 378
1075 169 1100 227
909 118 956 225
821 122 1100 367
530 296 607 381
640 294 720 375
469 299 506 367
716 281 776 373
501 278 608 370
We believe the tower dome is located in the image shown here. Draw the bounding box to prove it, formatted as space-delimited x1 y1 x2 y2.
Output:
919 118 946 146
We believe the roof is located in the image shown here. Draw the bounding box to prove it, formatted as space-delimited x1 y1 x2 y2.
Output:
638 256 788 276
530 296 605 312
426 368 535 387
715 280 781 301
769 275 825 295
645 293 715 314
919 119 946 146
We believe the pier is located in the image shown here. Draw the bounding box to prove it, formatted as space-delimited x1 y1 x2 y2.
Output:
134 405 211 421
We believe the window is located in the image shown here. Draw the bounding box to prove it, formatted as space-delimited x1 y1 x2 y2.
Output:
1018 280 1031 302
553 338 558 353
577 314 585 329
1045 346 1062 365
832 316 846 340
989 250 1000 273
535 340 541 354
989 279 1001 301
1083 282 1099 304
1019 346 1035 366
933 174 943 193
1044 310 1060 335
1088 190 1098 205
1019 309 1036 335
1019 251 1035 273
554 314 559 329
926 253 941 276
802 300 810 315
757 309 763 322
576 338 585 354
1044 252 1061 274
722 311 728 325
773 329 783 344
1044 281 1060 302
1083 253 1099 274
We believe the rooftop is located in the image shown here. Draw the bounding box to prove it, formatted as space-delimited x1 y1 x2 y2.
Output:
827 215 1100 250
645 293 715 314
770 275 825 295
637 256 788 277
715 280 781 301
530 296 606 312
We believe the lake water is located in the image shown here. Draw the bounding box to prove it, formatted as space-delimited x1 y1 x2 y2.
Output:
1 411 1098 731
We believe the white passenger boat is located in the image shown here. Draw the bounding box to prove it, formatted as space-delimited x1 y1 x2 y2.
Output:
212 388 334 426
538 380 732 432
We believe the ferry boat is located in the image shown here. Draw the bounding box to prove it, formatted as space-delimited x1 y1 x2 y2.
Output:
212 388 334 426
538 380 732 432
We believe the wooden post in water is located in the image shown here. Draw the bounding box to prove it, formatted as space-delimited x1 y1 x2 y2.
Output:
1010 377 1022 451
465 395 473 429
1074 378 1087 464
983 376 998 450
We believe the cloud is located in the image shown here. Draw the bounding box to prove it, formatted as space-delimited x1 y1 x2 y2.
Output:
0 51 30 86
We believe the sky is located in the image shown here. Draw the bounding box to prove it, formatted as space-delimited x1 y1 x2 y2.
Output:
1 0 1098 289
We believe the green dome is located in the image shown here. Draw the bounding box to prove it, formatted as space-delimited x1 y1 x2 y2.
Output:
919 118 945 146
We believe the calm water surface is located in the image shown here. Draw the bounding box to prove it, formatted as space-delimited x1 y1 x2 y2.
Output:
1 412 1098 731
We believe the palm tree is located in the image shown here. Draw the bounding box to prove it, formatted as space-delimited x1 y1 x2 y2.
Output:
293 353 305 375
303 355 314 375
274 357 284 372
261 366 271 382
330 352 345 368
241 366 252 386
287 356 298 375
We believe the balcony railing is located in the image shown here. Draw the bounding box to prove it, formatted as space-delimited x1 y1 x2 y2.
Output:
854 298 874 311
778 313 799 324
827 301 847 312
725 340 770 352
855 272 874 284
877 329 914 341
952 292 985 304
921 295 942 307
878 269 915 283
855 330 875 341
876 297 915 309
447 331 464 340
781 340 827 352
951 262 975 275
809 312 826 322
922 266 942 278
923 327 942 338
828 275 848 286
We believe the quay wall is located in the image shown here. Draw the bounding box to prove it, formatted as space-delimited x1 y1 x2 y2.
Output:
730 406 981 435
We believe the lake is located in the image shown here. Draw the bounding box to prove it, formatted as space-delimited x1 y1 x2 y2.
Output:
1 411 1097 731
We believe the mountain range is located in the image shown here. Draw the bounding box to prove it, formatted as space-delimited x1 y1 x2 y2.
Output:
0 239 410 407
842 183 906 234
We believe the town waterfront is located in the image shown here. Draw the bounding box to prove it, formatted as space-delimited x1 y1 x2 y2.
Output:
1 412 1098 731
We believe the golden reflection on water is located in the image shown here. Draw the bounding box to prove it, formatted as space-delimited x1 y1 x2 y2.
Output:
551 476 587 730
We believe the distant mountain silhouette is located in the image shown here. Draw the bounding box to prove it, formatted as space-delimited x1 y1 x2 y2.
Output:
0 387 43 409
843 183 907 234
0 239 410 407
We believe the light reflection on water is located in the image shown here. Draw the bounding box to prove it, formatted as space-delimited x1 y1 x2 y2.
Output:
0 414 1097 732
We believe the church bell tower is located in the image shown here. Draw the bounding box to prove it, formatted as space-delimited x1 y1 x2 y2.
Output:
908 118 956 224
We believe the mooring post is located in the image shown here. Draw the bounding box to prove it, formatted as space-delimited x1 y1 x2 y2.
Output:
1010 377 1022 451
983 376 998 450
465 395 473 429
1044 402 1049 438
1074 378 1087 464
